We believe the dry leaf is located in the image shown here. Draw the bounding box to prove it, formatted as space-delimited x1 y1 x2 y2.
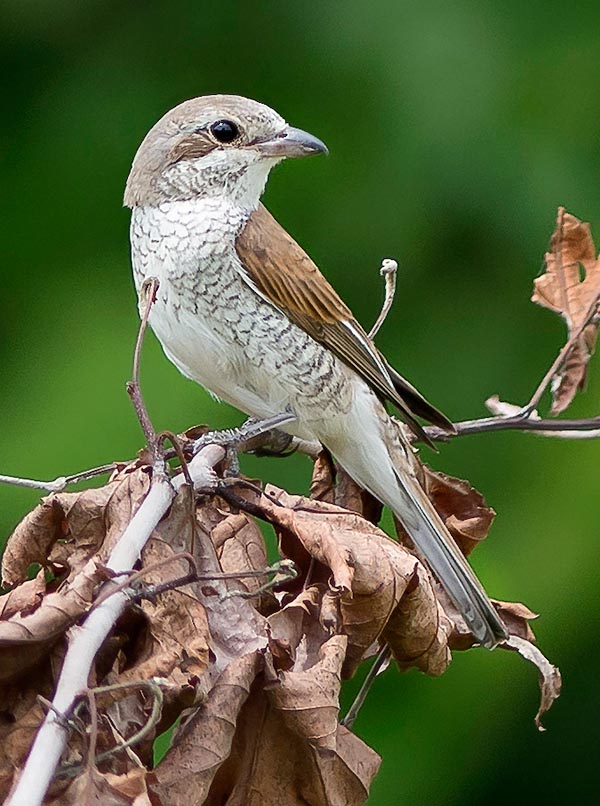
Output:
383 565 452 676
267 634 347 752
420 466 495 557
0 568 46 620
504 635 562 730
1 471 149 587
203 685 380 806
152 651 261 804
46 765 152 805
532 207 600 413
0 558 105 682
310 451 382 524
257 486 449 678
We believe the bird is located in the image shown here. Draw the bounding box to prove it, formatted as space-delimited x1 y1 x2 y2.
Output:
124 94 507 648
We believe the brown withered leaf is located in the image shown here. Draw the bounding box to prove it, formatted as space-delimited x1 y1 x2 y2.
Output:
259 487 448 679
258 485 355 594
504 635 562 731
204 685 380 806
0 568 46 619
0 650 62 800
268 585 331 671
214 511 273 608
532 207 600 413
383 565 452 676
267 634 347 752
310 451 383 524
0 558 105 682
310 451 336 503
152 651 262 804
493 600 537 643
1 496 65 587
46 766 154 805
444 595 537 650
420 466 495 557
1 470 149 587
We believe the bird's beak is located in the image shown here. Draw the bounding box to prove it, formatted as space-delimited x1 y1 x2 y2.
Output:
255 126 328 159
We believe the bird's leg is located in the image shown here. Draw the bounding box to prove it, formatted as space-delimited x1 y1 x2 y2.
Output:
191 410 297 476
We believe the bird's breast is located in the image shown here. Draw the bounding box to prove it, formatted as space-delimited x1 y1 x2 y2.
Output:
129 200 354 427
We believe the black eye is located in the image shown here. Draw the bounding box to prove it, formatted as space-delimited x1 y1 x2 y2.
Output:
209 119 240 144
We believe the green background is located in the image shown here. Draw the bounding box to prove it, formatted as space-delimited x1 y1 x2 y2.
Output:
1 1 598 802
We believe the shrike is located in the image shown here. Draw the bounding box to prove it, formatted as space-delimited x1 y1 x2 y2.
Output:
125 95 506 647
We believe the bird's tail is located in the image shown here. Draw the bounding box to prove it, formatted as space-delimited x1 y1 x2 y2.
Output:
387 466 507 648
324 394 507 648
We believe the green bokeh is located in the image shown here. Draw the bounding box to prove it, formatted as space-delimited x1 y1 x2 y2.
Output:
1 2 598 802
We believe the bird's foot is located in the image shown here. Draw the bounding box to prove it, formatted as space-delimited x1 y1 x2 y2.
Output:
191 410 297 477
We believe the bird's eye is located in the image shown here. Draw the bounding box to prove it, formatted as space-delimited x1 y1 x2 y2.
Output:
209 120 240 144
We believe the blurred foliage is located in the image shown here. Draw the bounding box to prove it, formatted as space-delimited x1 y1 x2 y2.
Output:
1 1 599 802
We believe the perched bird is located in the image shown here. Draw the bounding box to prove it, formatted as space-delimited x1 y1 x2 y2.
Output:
125 95 506 648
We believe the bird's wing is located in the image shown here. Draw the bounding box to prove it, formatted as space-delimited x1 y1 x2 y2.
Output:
235 203 452 441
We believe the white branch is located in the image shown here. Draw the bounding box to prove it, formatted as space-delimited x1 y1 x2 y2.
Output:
6 444 225 806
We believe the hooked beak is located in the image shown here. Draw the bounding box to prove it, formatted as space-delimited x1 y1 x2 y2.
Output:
256 126 328 159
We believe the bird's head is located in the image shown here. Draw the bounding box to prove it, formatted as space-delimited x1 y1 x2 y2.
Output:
124 94 327 209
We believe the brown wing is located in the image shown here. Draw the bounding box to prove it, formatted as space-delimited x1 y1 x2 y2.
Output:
235 204 450 441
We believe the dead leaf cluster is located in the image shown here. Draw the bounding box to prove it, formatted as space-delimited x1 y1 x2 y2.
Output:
0 442 560 804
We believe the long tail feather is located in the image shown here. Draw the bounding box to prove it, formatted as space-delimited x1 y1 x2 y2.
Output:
390 468 507 648
324 391 507 648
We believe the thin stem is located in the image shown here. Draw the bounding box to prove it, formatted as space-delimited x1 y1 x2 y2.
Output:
423 413 600 443
368 259 398 339
341 644 392 729
126 277 160 458
524 288 600 414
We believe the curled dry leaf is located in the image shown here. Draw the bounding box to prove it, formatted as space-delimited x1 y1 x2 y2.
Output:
46 765 154 806
383 565 452 677
117 487 211 686
504 635 562 731
0 568 46 620
201 670 380 806
214 510 274 609
256 486 449 679
267 634 347 753
492 600 537 643
419 466 495 557
0 558 105 682
152 651 261 805
532 207 600 413
259 485 355 594
1 470 149 587
0 647 64 800
310 451 382 524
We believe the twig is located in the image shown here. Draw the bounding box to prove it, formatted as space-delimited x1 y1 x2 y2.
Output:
341 644 392 729
423 412 600 443
0 464 115 493
6 444 225 806
85 690 99 772
126 277 161 462
368 259 398 339
523 288 600 414
56 679 165 778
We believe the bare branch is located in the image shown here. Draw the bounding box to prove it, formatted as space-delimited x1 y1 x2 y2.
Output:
423 409 600 442
0 463 115 493
6 444 225 806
